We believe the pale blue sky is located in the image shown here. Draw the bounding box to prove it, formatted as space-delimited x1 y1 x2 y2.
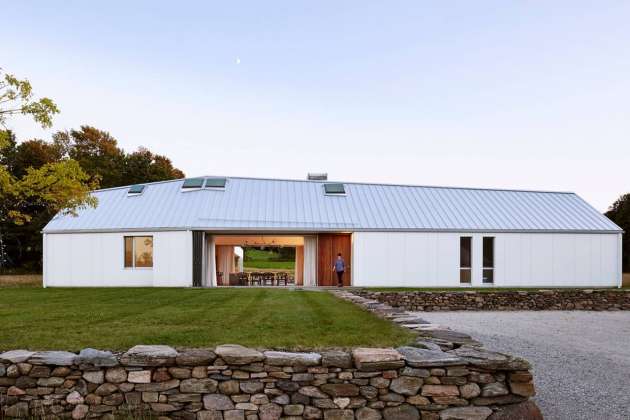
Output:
2 1 629 211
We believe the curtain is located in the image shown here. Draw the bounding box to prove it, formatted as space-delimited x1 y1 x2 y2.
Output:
216 245 235 286
303 236 317 287
206 235 216 287
234 246 244 272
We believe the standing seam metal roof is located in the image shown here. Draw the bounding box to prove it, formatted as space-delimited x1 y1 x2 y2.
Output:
43 176 622 233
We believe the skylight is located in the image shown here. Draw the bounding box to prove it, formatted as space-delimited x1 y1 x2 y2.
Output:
182 178 204 189
324 183 346 195
205 177 227 189
127 184 145 195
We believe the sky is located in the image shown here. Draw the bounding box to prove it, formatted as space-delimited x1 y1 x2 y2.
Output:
2 1 629 211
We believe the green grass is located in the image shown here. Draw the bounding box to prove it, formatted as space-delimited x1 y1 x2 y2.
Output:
244 248 287 261
244 248 295 270
244 260 295 270
0 288 413 351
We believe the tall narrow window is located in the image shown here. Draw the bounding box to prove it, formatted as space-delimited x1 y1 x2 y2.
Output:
124 236 153 268
459 237 472 284
482 237 494 283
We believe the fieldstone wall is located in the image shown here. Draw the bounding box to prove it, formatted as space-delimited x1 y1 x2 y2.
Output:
0 343 539 420
352 289 630 311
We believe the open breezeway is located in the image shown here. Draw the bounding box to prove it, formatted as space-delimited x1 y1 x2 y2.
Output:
412 311 630 420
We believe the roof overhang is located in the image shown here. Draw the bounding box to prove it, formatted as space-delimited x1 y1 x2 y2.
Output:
43 227 623 235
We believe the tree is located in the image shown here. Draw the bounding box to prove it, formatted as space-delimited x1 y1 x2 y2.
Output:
54 126 185 188
123 147 184 185
0 69 96 271
6 138 65 178
0 70 184 271
1 123 185 271
605 194 630 273
0 69 59 147
54 126 125 188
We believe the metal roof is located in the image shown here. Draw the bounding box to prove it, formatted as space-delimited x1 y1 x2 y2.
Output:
43 176 622 233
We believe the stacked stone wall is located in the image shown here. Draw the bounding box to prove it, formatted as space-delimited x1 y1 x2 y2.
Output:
353 289 630 311
0 344 539 420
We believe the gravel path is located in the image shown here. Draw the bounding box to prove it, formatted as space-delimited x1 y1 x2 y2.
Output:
411 311 630 420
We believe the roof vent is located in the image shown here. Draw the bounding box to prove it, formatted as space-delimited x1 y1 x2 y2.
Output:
308 173 328 181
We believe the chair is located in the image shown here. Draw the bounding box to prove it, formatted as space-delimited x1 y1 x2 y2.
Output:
229 273 241 286
237 272 249 286
262 272 275 286
276 272 288 286
249 272 262 286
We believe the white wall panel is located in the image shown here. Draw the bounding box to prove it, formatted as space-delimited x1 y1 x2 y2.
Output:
529 235 553 286
43 230 621 288
352 232 621 288
153 231 192 287
44 231 191 287
352 232 459 287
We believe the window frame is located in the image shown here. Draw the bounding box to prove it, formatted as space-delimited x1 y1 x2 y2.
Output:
459 236 472 284
204 177 227 190
124 235 154 269
181 178 205 190
482 236 495 284
127 184 146 196
324 183 346 196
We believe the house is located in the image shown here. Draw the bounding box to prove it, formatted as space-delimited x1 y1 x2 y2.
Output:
42 175 623 288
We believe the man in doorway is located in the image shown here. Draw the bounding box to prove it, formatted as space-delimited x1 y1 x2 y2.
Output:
333 253 345 287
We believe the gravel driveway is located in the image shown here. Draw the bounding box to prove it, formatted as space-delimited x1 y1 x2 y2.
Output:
411 311 630 420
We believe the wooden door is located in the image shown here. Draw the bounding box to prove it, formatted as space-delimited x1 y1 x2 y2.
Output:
317 234 351 286
295 246 304 286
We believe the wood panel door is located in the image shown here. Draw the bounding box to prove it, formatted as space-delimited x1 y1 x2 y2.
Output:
317 234 351 286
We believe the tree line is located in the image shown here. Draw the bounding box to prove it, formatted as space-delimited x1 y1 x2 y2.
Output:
605 196 629 273
0 68 183 272
1 67 629 275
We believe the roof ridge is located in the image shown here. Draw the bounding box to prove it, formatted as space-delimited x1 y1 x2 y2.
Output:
91 177 186 193
90 175 577 196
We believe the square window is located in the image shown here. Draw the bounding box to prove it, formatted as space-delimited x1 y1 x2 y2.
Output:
460 269 471 283
182 178 204 188
124 236 153 268
324 183 345 194
128 184 145 194
205 178 226 188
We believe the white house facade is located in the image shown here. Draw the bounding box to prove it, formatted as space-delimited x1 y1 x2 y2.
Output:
42 176 623 288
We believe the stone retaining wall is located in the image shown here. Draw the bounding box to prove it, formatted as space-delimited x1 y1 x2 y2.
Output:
0 343 539 420
352 289 630 311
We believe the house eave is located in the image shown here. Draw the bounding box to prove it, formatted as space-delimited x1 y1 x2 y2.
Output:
42 227 623 235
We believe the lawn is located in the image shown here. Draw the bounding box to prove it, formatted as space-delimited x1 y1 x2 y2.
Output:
0 287 413 351
244 248 295 271
244 260 295 270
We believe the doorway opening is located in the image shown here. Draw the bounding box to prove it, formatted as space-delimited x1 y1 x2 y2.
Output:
208 235 317 287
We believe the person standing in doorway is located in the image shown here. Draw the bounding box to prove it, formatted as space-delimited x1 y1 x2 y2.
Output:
333 253 345 287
